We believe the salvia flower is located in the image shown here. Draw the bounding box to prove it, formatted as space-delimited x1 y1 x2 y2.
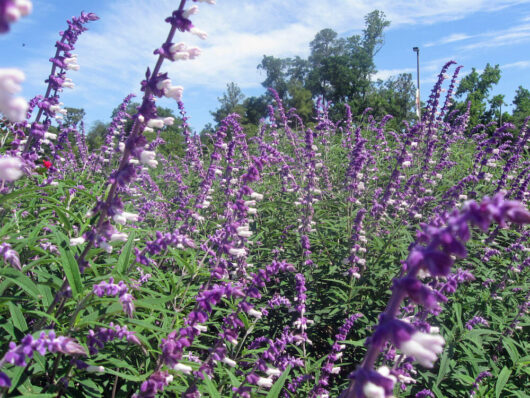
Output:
0 155 23 182
132 371 173 398
344 194 530 397
469 371 492 396
0 242 21 270
465 316 489 330
93 278 135 317
0 68 28 122
87 322 141 355
0 331 86 387
415 390 434 398
0 0 32 33
311 313 363 397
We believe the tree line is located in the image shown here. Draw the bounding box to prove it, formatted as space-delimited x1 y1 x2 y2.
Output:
81 9 530 148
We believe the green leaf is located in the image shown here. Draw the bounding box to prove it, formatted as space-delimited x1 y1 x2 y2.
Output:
496 366 512 398
201 373 221 398
266 365 291 398
224 367 241 388
502 338 520 365
115 232 135 275
8 301 27 332
102 368 145 382
343 339 366 347
0 268 41 301
1 186 47 203
453 302 462 330
53 228 83 297
435 345 451 387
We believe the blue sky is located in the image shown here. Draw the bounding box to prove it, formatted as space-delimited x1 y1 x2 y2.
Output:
2 0 530 132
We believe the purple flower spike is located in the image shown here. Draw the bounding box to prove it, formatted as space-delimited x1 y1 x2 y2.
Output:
0 0 32 33
0 242 21 270
465 316 489 330
344 193 530 397
133 371 173 398
1 331 86 378
165 9 193 31
351 367 396 398
394 277 438 309
469 371 492 396
93 278 135 317
0 371 11 387
415 390 434 398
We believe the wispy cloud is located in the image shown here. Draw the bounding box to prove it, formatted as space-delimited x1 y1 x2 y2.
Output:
502 60 530 69
373 68 415 81
12 0 530 128
69 0 530 96
458 23 530 50
425 33 473 47
424 20 530 53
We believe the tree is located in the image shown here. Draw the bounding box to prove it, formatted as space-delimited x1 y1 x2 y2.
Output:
286 80 314 123
366 73 416 125
210 82 247 124
304 11 390 113
64 107 85 127
488 94 507 125
512 86 530 126
357 10 391 105
454 63 501 126
257 56 290 100
243 95 268 125
306 28 345 99
86 121 108 150
287 56 310 84
254 9 390 121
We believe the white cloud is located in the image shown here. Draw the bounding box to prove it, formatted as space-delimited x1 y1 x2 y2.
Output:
69 0 530 96
368 0 530 26
425 33 473 47
502 60 530 69
458 23 530 50
373 67 415 80
424 21 530 52
13 0 530 128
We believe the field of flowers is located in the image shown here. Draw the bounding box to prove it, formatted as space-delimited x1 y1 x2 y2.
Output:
0 1 529 397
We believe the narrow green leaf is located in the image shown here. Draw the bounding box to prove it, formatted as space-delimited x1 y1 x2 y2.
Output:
435 346 451 387
1 186 44 203
116 232 135 275
201 373 221 398
453 303 462 330
224 367 241 388
496 366 512 398
266 365 291 398
8 301 27 332
502 338 520 365
0 268 41 301
53 229 83 297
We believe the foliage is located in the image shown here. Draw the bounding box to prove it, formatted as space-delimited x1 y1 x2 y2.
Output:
1 4 529 398
211 82 247 124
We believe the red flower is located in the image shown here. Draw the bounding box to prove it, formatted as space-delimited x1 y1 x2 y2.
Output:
43 160 52 169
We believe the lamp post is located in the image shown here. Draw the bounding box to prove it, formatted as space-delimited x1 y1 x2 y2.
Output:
413 46 420 120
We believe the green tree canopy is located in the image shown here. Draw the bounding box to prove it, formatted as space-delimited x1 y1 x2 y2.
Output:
64 107 85 127
210 82 247 124
512 86 530 126
454 63 501 126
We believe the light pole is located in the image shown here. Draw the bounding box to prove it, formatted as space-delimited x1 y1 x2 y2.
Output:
413 46 420 120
